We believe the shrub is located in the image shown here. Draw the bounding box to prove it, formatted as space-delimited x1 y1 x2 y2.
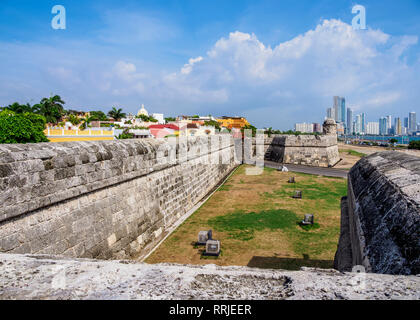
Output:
117 129 134 140
0 110 48 144
408 140 420 150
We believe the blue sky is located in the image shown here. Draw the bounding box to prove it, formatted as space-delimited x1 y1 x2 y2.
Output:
0 0 419 129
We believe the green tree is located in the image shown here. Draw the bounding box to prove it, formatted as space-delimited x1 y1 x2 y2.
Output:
80 116 94 129
136 114 158 122
203 120 221 130
0 110 48 144
408 140 420 150
4 102 34 113
107 107 126 121
389 138 398 144
89 111 108 121
165 117 176 123
241 124 257 136
33 95 65 124
117 128 134 139
68 114 81 126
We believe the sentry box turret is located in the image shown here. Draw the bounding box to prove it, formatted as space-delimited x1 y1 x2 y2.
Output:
197 230 213 245
204 239 221 256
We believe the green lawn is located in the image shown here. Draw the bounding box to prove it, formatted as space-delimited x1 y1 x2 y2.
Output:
340 149 366 157
146 165 347 270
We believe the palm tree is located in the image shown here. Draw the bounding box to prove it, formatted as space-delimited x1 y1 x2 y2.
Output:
33 95 65 124
80 116 93 130
107 107 126 121
68 114 81 126
5 102 34 113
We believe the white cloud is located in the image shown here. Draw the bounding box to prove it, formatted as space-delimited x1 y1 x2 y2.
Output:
0 19 419 128
181 56 203 75
154 19 419 127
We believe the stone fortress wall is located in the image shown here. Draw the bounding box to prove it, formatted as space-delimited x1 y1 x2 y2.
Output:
248 119 341 167
1 132 420 299
257 134 340 167
0 136 237 260
1 126 418 279
334 151 420 275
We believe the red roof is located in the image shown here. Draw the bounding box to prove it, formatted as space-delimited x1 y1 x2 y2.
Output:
148 124 179 130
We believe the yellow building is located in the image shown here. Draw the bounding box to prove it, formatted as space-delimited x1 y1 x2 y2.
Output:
44 128 115 142
216 117 250 129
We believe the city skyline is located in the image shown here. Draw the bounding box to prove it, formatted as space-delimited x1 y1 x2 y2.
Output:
0 0 419 129
295 96 419 136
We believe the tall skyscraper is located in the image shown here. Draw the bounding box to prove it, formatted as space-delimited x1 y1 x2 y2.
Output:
333 97 340 122
386 115 392 134
395 118 402 135
404 117 409 129
379 117 388 135
341 98 346 124
409 112 417 133
333 96 346 123
327 108 335 120
361 113 366 133
355 114 362 134
346 108 353 134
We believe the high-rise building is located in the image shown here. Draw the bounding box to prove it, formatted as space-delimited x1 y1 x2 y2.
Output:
333 97 339 122
346 108 353 134
313 123 322 133
294 123 314 133
355 114 362 134
379 117 388 135
366 122 379 135
395 118 402 135
404 117 409 129
409 112 417 133
333 96 346 123
336 122 345 135
386 115 392 134
327 108 335 120
361 113 366 133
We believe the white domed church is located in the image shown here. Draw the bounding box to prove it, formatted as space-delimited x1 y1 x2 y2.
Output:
137 104 149 117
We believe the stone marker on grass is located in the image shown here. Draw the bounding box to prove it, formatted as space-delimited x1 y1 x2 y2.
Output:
197 230 213 245
293 190 302 199
301 214 314 225
204 239 221 256
288 177 296 183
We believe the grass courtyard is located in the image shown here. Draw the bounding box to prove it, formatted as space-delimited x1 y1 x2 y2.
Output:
146 165 347 270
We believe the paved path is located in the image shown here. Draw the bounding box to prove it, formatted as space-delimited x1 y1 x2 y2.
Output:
263 160 349 178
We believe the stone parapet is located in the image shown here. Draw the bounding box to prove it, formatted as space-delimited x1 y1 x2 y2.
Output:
335 151 420 275
0 253 419 300
0 136 236 260
248 134 340 167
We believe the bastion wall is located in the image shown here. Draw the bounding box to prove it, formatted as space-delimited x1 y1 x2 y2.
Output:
334 151 420 275
248 134 340 167
0 136 237 260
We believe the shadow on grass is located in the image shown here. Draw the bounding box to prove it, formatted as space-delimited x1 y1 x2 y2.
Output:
247 254 334 271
